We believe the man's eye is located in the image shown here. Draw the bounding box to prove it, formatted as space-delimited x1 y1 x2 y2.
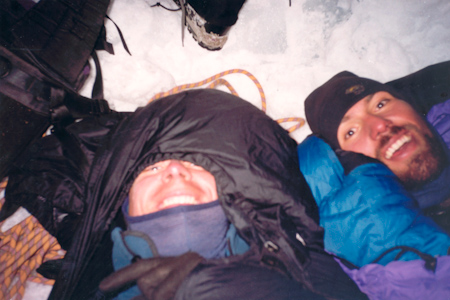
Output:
145 165 161 172
183 161 203 170
376 99 389 109
345 129 355 139
145 163 165 172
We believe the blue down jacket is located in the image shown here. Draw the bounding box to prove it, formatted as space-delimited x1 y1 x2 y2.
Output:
297 135 450 267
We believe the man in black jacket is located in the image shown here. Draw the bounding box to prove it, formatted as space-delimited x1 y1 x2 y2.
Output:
98 157 323 300
5 89 367 299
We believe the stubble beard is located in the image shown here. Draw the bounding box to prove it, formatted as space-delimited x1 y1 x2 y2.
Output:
376 126 448 190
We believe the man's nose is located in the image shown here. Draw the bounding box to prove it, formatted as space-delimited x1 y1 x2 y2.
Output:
367 115 392 140
162 160 192 181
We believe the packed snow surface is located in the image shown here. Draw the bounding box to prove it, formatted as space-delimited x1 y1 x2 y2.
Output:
80 0 450 143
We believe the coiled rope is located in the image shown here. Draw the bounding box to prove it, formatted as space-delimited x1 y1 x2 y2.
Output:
149 69 305 133
0 179 65 300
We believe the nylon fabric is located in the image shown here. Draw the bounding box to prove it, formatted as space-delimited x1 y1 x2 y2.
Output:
385 61 450 116
298 135 450 267
297 63 450 298
5 112 126 249
338 256 450 299
175 261 327 300
6 89 365 299
42 90 325 299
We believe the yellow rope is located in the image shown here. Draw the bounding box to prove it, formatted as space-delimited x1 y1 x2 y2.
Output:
276 117 306 134
0 180 65 300
149 69 304 133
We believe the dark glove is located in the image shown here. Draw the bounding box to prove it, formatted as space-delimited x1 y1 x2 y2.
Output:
99 252 204 300
335 149 381 175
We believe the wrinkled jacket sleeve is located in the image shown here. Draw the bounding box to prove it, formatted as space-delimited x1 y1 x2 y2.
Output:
297 136 450 267
175 260 326 300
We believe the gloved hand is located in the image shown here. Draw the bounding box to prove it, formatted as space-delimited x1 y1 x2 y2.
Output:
334 149 381 175
99 252 204 300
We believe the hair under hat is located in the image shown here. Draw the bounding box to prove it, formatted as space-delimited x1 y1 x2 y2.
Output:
304 71 404 149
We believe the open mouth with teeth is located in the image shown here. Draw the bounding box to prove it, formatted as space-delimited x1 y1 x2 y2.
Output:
161 195 198 209
385 135 412 159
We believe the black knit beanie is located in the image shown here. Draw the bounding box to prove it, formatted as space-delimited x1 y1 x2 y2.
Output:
304 71 405 149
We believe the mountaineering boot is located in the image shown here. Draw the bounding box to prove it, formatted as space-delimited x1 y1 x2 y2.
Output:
173 0 246 50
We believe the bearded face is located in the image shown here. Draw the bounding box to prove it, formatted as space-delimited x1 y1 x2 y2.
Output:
337 91 448 189
374 125 447 189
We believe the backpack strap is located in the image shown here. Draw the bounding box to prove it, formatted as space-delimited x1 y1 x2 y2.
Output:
0 44 112 180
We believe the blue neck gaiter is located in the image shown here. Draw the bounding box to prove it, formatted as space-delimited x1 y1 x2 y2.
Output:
123 199 229 259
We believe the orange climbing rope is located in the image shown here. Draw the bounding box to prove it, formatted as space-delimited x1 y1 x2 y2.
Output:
276 117 306 134
149 69 305 133
0 180 65 300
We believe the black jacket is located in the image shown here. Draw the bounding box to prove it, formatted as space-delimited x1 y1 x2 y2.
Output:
6 89 365 299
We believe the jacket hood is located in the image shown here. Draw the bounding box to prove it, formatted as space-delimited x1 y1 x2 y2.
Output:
51 89 323 299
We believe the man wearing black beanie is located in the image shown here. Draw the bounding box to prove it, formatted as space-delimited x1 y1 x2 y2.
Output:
303 63 450 224
297 62 450 299
304 70 447 190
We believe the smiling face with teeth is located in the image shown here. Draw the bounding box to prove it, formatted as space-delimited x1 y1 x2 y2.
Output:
128 159 218 216
337 91 447 188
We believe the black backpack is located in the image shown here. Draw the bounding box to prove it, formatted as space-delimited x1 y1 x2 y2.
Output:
0 0 124 182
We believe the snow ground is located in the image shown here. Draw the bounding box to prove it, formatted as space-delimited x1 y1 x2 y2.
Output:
80 0 450 143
